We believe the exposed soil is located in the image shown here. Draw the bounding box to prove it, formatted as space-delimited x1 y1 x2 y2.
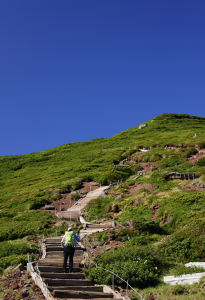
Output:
0 270 45 300
89 239 124 258
188 151 205 163
41 182 101 220
138 162 154 174
178 180 205 193
153 235 170 246
127 183 154 197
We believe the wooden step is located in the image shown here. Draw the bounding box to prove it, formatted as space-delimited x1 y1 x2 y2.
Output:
57 298 123 300
48 286 103 292
45 255 83 260
55 298 122 300
41 273 85 279
46 246 85 251
39 258 82 262
46 238 63 242
44 278 94 286
45 256 83 262
46 250 83 256
54 290 114 298
38 266 81 273
86 224 112 229
38 261 80 267
45 239 81 244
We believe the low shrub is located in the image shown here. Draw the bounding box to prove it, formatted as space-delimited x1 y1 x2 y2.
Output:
0 240 37 259
157 226 205 263
156 155 186 168
112 202 120 212
71 193 80 200
133 218 162 234
198 141 205 149
84 196 115 221
0 254 27 269
196 157 205 166
117 204 151 223
170 264 205 276
85 246 162 288
0 211 54 242
172 285 189 295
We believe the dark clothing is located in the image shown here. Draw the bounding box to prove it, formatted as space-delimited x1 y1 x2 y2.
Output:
63 245 75 273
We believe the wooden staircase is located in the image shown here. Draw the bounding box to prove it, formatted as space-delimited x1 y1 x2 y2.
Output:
36 237 123 300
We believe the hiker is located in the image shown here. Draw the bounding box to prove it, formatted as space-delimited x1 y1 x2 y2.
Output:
61 227 80 273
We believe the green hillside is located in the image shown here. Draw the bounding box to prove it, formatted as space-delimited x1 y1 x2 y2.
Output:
1 113 205 297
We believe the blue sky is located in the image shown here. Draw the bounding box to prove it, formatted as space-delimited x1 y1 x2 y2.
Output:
1 0 205 156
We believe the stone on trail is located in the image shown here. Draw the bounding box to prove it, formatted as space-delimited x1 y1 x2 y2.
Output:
139 124 147 129
91 182 99 186
13 263 24 272
91 241 103 249
45 205 55 210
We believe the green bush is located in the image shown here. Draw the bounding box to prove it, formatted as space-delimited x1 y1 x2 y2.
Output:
117 203 151 223
71 193 80 200
198 142 205 149
0 254 27 269
84 196 115 221
85 246 162 288
172 285 189 295
133 218 162 234
0 240 37 259
186 147 198 156
157 226 205 263
196 157 205 166
156 155 186 168
0 211 54 242
170 264 205 276
145 171 178 191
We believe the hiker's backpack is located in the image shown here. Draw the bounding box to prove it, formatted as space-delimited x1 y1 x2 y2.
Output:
64 231 75 247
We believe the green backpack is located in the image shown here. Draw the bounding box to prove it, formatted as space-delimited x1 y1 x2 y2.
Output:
64 231 75 246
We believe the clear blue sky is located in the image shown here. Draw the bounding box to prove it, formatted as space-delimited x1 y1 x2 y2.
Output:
1 0 205 156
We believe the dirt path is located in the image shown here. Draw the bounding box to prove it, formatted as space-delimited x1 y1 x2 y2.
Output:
59 185 109 221
44 182 101 220
127 183 154 197
188 150 205 163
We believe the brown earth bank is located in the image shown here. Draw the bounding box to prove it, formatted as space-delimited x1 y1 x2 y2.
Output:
39 182 101 221
0 270 45 300
127 183 154 197
188 150 205 163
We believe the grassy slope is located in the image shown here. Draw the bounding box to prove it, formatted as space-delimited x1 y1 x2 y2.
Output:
1 113 205 282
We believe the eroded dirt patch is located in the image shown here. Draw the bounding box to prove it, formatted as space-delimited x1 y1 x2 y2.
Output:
127 183 154 197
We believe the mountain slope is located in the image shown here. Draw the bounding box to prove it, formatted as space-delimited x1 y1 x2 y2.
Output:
0 112 205 274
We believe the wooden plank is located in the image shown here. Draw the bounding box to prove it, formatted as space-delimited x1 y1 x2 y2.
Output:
38 261 80 267
54 290 113 298
46 250 83 256
44 279 94 286
46 246 85 251
54 298 122 300
86 225 112 229
41 273 85 279
45 256 83 262
48 286 103 292
38 266 81 273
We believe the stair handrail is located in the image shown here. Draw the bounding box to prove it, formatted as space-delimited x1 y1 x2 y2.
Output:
85 252 145 300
